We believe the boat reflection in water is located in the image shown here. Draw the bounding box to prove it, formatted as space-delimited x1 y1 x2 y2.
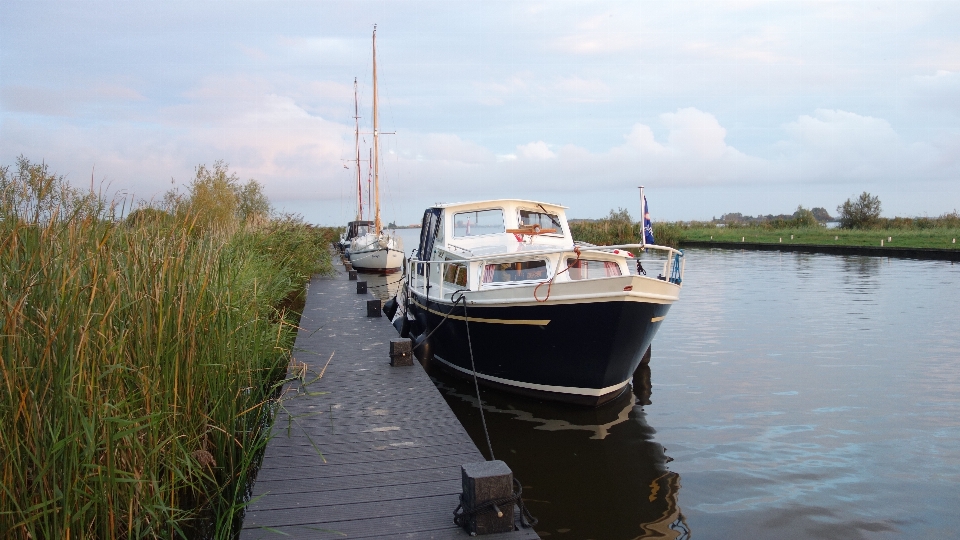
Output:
427 360 690 539
361 271 405 303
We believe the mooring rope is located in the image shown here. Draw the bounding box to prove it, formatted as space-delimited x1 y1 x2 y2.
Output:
453 478 539 529
533 245 580 303
452 290 538 530
401 279 538 530
364 274 407 289
453 291 495 461
408 291 466 353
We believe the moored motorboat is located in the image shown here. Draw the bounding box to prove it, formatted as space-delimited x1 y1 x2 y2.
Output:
388 198 685 406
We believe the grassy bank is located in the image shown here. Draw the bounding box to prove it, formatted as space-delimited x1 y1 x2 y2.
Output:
0 158 339 539
676 226 959 249
571 211 959 251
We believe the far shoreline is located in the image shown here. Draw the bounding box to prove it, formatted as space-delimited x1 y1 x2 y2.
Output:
679 240 960 261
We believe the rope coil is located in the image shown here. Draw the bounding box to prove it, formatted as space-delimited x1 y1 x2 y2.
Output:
534 245 580 302
453 478 539 530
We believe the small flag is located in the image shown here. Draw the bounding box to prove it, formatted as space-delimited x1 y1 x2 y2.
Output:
643 196 655 245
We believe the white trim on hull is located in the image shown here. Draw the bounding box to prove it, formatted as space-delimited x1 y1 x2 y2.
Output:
433 354 631 398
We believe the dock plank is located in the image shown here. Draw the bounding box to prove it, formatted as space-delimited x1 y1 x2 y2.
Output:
241 269 538 539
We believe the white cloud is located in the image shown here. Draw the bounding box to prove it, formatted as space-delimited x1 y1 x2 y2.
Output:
474 74 533 106
910 70 960 114
661 108 736 160
517 141 556 160
4 0 960 221
777 109 945 183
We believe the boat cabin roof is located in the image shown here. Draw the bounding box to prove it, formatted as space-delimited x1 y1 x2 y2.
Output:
415 199 575 262
433 199 567 212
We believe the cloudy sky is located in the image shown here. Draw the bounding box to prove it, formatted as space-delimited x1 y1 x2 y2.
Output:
2 1 959 225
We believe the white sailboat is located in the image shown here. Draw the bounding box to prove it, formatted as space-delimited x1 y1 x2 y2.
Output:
347 26 404 274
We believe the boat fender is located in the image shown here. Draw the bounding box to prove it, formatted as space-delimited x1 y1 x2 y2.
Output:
392 314 410 337
413 331 434 363
383 296 399 320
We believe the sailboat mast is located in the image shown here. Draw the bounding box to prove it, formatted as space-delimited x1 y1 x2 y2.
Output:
353 78 362 221
372 25 382 235
368 148 373 221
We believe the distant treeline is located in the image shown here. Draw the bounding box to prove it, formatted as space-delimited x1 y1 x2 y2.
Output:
570 194 960 249
717 206 833 225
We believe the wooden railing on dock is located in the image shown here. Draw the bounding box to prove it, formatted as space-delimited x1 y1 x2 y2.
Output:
240 269 539 539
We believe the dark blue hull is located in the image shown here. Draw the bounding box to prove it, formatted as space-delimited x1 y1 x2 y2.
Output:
406 290 670 406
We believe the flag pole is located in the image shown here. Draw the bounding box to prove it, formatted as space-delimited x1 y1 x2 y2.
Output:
638 185 646 249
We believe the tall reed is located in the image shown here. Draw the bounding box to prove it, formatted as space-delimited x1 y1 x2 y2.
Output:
0 158 334 539
569 219 682 249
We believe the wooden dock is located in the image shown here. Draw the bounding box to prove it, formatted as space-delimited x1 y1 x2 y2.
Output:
240 269 540 539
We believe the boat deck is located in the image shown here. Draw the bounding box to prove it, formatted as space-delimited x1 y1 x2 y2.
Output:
240 268 539 539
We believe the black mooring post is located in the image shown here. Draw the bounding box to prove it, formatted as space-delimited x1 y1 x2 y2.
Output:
356 281 367 294
460 461 514 535
389 338 413 366
366 299 381 317
348 270 358 280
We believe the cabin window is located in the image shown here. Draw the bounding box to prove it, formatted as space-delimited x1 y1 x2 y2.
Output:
454 209 505 237
443 262 468 287
519 210 562 233
482 260 548 283
566 259 621 279
434 214 446 246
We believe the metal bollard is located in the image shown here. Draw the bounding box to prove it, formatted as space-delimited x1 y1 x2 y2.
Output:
348 270 358 280
459 461 515 535
356 281 367 294
389 338 413 366
367 299 381 317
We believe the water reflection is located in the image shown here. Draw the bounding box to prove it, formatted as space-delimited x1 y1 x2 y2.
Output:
360 271 405 302
428 362 690 539
839 254 882 278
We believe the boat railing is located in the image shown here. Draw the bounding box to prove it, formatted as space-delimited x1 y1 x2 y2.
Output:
406 259 472 301
407 243 684 300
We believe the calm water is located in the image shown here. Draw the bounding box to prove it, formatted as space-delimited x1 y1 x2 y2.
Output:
386 246 960 539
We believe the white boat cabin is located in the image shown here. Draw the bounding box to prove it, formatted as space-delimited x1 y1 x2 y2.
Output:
412 199 667 297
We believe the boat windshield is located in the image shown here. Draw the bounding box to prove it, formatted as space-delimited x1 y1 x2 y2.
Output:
348 221 373 239
482 260 548 283
454 209 505 237
519 209 562 232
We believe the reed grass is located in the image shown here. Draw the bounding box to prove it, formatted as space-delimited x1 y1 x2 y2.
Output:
569 219 682 249
0 158 338 539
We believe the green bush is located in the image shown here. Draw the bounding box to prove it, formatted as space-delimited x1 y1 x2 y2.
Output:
837 192 882 229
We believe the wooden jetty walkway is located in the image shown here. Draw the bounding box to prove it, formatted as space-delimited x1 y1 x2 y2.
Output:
240 269 540 539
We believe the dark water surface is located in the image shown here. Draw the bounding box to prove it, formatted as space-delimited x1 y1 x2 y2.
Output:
409 248 960 539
